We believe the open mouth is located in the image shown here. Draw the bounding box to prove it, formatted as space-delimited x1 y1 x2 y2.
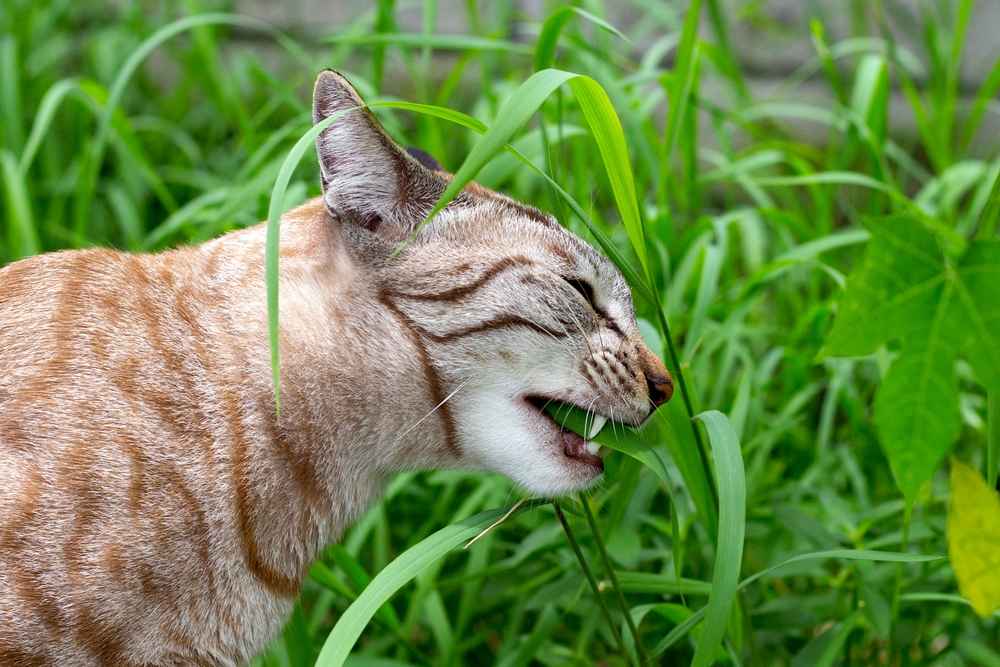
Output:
524 396 610 471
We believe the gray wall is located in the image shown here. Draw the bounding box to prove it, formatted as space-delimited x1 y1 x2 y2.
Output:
233 0 1000 152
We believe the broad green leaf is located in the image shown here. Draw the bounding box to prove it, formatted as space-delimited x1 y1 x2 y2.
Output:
948 460 1000 617
823 213 1000 501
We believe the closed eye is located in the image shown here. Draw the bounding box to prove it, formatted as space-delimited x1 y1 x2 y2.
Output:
563 277 596 309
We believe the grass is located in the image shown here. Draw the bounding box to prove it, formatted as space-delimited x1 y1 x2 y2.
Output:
3 0 1000 664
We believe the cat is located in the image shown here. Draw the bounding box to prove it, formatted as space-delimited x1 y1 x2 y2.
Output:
0 70 673 666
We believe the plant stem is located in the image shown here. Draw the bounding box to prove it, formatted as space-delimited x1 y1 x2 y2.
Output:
553 500 629 662
889 502 913 659
579 494 650 665
653 303 719 516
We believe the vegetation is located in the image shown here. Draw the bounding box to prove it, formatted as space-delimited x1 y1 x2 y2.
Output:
2 1 999 664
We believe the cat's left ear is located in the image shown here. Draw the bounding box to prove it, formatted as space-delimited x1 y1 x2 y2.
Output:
312 70 446 237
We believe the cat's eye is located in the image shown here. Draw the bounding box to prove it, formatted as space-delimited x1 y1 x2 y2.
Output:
564 277 597 309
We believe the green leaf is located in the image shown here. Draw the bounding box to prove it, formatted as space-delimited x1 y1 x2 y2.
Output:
315 505 533 667
948 460 1000 617
823 213 1000 501
691 411 745 667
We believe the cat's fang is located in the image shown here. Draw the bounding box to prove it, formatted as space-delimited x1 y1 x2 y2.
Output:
587 415 608 439
585 440 601 456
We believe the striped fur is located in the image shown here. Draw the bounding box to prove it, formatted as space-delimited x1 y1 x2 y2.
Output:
0 71 672 665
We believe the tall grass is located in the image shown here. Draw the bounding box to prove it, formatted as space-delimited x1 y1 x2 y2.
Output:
2 0 999 664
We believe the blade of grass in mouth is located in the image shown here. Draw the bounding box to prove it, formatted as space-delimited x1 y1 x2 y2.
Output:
543 401 612 441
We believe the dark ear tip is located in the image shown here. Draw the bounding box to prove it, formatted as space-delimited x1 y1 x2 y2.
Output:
313 69 362 108
405 147 443 172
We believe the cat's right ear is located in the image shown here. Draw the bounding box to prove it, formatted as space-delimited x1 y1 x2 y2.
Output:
312 70 446 237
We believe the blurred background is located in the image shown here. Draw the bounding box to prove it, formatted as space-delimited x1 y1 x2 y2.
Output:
2 1 1000 665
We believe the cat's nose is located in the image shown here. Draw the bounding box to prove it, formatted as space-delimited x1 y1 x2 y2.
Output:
635 341 674 409
646 371 674 407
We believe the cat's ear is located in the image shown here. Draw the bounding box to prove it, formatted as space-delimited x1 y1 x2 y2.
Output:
312 70 446 237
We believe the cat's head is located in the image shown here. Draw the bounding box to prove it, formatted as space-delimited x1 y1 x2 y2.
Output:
313 70 672 496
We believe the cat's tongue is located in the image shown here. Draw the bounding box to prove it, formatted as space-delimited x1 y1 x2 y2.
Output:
562 429 603 470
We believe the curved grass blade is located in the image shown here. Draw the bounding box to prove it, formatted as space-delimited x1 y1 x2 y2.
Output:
372 99 652 299
691 410 745 667
534 6 628 71
401 69 650 276
19 77 81 175
265 110 350 411
315 505 536 667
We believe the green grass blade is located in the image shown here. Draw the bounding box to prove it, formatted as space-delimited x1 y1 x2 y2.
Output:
401 69 651 278
567 75 650 277
315 505 534 667
265 110 349 411
691 410 745 667
0 36 23 153
960 55 1000 151
0 149 38 260
325 32 531 54
534 6 628 71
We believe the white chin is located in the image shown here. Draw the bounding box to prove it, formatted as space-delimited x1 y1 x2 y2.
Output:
456 396 604 497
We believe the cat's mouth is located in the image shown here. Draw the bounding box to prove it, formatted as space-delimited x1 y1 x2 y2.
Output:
523 395 609 472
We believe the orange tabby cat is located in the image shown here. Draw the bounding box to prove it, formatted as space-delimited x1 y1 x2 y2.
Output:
0 71 672 666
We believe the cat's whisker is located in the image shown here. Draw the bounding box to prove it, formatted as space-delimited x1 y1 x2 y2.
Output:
394 377 473 445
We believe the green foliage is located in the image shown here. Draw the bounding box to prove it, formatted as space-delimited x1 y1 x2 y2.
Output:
824 214 1000 501
3 0 999 665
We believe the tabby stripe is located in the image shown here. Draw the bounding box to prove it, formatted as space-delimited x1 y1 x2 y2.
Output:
217 340 300 597
391 255 533 302
74 606 134 667
2 465 65 635
2 255 89 448
0 644 48 667
160 463 218 603
131 259 215 463
379 290 460 456
258 393 329 515
421 314 567 343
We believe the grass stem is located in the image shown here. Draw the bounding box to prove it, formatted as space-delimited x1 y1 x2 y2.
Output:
552 500 630 662
579 494 650 665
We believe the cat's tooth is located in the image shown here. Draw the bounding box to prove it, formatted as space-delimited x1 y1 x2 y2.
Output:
587 415 608 439
585 441 601 456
